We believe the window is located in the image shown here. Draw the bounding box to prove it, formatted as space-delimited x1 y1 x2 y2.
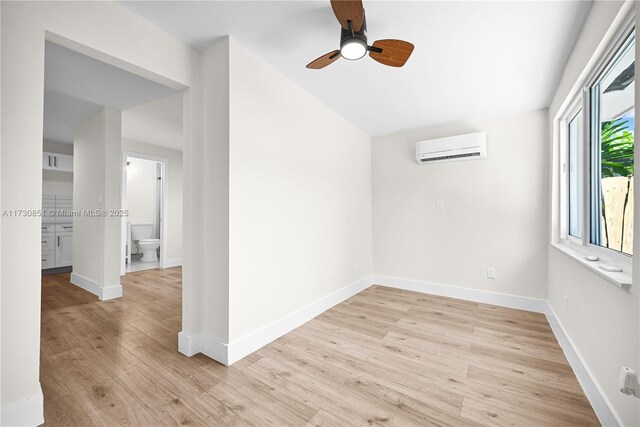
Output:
591 31 635 255
560 25 635 259
568 109 583 239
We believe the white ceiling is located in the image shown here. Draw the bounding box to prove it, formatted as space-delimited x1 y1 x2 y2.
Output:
44 41 179 145
121 0 592 136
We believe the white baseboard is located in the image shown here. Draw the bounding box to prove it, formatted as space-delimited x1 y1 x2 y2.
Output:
101 284 123 301
226 274 373 365
203 336 230 365
163 257 182 268
178 275 373 366
373 274 548 313
70 272 101 297
373 274 619 427
178 332 230 365
0 384 44 426
178 331 202 357
543 304 622 427
70 272 122 301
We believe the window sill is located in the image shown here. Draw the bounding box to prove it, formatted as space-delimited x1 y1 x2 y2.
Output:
550 242 632 290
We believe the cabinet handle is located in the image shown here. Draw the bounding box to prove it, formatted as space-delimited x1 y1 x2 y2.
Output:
57 236 60 247
48 155 51 167
41 240 46 244
42 259 46 262
54 156 57 167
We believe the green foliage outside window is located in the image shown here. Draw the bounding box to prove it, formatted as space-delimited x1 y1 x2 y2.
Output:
600 118 634 251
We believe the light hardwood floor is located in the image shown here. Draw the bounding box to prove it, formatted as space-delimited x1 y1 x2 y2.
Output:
41 269 599 426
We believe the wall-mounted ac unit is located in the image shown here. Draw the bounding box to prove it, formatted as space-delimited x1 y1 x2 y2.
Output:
416 132 487 164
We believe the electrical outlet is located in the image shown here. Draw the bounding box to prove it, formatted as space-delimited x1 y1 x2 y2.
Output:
487 268 496 279
619 367 640 397
352 260 358 272
563 295 568 313
436 201 444 212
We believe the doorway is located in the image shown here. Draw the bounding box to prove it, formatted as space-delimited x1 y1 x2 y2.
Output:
122 153 168 274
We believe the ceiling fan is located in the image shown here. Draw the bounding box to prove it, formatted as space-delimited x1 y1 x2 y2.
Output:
307 0 414 69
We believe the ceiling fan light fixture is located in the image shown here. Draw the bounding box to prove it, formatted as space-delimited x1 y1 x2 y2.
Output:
305 0 414 69
340 38 367 60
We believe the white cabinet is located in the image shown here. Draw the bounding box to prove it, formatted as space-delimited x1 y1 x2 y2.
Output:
42 225 55 269
41 234 56 252
41 252 55 269
56 227 73 267
41 224 73 269
43 153 53 169
43 152 73 172
42 195 73 270
55 154 73 172
41 223 56 234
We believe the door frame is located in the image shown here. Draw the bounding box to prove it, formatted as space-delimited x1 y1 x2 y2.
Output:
121 151 169 274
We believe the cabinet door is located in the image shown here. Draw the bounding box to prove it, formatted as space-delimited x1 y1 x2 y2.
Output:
41 224 56 234
56 233 73 267
42 152 54 170
41 234 55 252
42 251 55 269
54 154 73 172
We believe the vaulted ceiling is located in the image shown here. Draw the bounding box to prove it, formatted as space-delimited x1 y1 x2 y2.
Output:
121 0 592 136
44 2 592 143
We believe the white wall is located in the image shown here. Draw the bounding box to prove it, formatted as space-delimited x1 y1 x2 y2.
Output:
126 157 158 236
123 139 183 263
0 2 194 423
72 107 122 299
548 249 639 425
179 37 373 362
73 112 106 285
122 93 184 152
197 37 231 349
373 110 549 299
547 1 640 425
227 38 373 341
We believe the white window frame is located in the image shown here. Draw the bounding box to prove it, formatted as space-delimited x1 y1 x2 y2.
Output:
559 95 586 246
557 15 635 271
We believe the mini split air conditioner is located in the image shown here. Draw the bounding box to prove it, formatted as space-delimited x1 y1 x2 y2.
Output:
416 132 487 164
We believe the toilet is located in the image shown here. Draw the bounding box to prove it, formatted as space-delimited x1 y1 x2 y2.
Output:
130 222 160 262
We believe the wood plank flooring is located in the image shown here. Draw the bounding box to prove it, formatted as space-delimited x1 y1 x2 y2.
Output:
41 269 599 426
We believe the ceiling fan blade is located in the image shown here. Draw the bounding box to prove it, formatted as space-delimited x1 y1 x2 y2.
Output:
330 0 364 32
369 39 415 67
306 50 341 69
